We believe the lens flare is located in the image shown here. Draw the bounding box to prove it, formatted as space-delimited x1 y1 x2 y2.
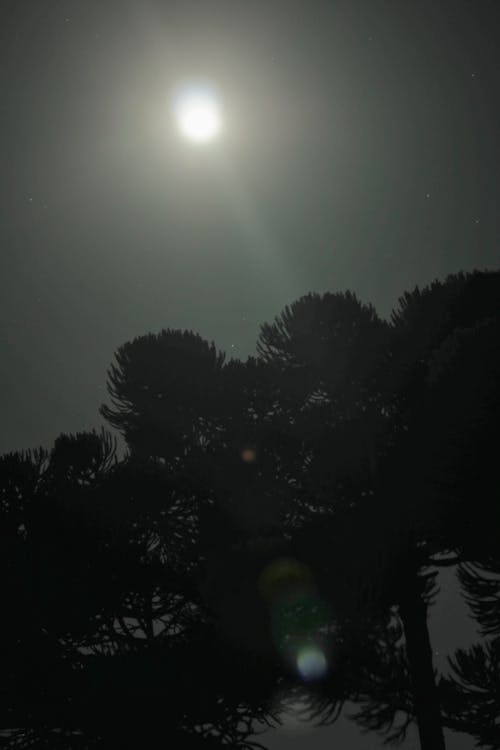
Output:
241 447 257 463
296 644 328 682
259 558 314 602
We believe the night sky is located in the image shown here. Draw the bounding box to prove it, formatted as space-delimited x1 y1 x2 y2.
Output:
1 1 499 747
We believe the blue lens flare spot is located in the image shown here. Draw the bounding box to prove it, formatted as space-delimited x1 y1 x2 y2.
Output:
296 644 328 682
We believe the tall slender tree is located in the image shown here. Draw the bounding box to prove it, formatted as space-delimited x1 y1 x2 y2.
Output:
254 271 500 750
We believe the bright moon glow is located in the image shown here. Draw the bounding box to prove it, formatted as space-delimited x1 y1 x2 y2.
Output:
174 87 222 143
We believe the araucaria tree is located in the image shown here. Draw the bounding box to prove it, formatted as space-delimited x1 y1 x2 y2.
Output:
98 271 499 750
2 270 498 749
252 271 500 749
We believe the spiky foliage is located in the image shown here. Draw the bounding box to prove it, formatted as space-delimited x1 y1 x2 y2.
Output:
255 272 500 749
0 432 282 750
101 329 226 459
47 429 117 484
389 270 500 406
458 563 500 638
7 271 498 750
440 639 500 749
257 291 390 406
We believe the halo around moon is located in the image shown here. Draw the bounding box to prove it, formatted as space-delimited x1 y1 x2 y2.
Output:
173 84 223 143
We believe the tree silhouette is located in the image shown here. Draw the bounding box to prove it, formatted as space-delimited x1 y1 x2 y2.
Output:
439 558 500 746
372 271 500 748
98 293 413 743
252 271 500 749
101 329 226 461
440 638 500 750
0 431 282 748
4 271 498 749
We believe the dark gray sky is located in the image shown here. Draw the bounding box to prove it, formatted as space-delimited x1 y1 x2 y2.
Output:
1 2 498 746
1 0 499 456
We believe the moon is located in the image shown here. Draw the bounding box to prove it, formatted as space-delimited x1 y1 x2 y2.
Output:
174 85 223 143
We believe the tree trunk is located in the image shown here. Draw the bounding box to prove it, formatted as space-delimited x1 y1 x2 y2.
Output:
399 578 446 750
